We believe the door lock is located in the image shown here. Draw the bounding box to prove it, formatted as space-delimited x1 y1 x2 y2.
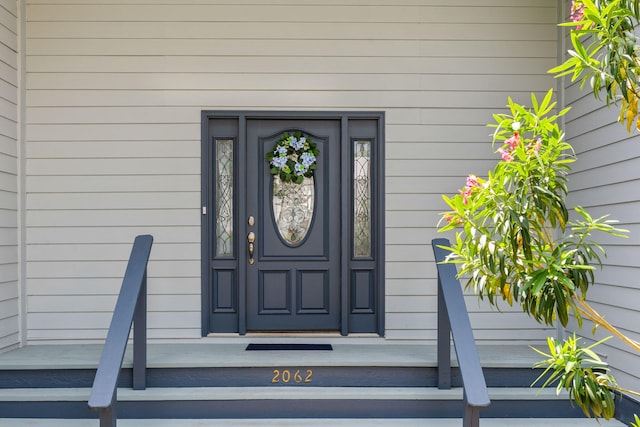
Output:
247 232 256 265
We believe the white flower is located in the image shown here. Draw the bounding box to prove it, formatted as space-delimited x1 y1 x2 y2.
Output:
512 122 521 132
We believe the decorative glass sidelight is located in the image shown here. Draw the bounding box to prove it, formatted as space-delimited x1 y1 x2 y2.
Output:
354 140 371 257
272 175 315 245
215 139 234 256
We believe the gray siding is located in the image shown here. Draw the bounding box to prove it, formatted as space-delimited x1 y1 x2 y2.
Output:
561 2 640 395
25 0 557 344
0 0 19 351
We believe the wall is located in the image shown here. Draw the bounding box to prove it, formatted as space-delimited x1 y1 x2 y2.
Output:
24 0 558 344
0 0 19 351
562 34 640 397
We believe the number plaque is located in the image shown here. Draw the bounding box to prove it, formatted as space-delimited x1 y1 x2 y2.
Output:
271 369 313 384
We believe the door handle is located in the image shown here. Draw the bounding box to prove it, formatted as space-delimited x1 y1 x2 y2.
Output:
247 232 256 265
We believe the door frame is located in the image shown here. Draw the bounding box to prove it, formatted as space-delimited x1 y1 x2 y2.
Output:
201 111 385 336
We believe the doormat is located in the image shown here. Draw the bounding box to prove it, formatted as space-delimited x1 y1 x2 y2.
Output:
245 343 333 351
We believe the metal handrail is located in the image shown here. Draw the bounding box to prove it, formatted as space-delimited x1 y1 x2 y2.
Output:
88 234 153 427
432 238 490 427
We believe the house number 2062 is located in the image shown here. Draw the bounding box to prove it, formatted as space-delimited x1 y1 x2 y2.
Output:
271 369 313 384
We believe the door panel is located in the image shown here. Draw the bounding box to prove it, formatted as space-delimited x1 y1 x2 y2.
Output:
246 119 341 331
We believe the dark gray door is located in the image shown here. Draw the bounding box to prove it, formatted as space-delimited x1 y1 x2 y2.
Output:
202 111 384 336
245 119 341 331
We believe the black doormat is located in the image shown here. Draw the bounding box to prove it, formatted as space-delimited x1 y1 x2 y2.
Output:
245 343 333 351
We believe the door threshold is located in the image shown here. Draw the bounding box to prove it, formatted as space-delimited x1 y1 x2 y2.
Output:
245 331 342 337
204 332 384 345
207 332 379 338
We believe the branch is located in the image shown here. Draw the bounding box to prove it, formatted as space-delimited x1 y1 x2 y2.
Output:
574 297 640 353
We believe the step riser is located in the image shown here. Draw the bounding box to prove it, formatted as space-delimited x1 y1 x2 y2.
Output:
0 399 586 419
0 367 544 389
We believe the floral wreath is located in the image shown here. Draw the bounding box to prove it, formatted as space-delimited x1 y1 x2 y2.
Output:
266 131 320 184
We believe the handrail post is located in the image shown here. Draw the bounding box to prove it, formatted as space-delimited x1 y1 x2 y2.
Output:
437 275 452 389
463 390 480 427
432 238 490 426
89 234 153 427
133 269 147 390
99 395 116 427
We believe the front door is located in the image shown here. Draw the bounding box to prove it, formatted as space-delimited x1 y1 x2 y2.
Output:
202 112 384 336
245 119 341 331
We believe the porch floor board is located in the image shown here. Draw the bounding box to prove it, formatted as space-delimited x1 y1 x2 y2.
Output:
0 343 540 370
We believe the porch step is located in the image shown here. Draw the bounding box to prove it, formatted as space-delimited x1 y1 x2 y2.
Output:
0 386 588 419
0 343 625 422
0 418 627 426
0 343 545 389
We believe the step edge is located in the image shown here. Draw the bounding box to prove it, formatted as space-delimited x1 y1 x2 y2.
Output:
0 387 570 402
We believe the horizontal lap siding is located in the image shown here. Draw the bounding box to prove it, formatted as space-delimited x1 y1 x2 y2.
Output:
25 0 557 343
565 109 640 392
0 0 19 352
561 2 640 393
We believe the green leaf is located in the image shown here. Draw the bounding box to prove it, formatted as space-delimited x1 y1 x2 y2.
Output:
571 32 590 61
526 269 549 295
548 57 579 76
538 89 554 116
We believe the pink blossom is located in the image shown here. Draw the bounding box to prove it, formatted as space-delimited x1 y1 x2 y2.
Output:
466 174 480 189
497 147 514 162
570 0 585 29
459 186 475 205
445 214 461 226
505 131 521 149
531 138 542 153
571 0 584 21
458 174 482 205
459 187 470 205
458 174 481 204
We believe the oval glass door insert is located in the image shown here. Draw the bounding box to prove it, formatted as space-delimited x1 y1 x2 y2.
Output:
272 175 315 245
